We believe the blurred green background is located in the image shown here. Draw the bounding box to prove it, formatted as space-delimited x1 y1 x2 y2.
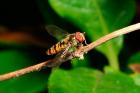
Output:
0 0 140 93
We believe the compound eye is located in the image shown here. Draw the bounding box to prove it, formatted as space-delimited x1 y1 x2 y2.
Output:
75 32 85 42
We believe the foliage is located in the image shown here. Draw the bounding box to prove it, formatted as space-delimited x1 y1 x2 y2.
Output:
0 0 140 93
48 68 139 93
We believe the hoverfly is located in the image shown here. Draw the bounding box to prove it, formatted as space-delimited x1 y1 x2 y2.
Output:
46 25 87 58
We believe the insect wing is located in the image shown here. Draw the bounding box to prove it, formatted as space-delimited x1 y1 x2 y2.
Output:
45 25 69 40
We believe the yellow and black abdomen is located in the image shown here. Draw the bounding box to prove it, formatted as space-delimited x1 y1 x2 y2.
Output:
47 41 67 55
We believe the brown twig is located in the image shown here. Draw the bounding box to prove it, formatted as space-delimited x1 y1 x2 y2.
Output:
0 60 52 81
0 23 140 81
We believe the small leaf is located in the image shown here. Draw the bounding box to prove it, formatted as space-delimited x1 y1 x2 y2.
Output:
127 52 140 73
48 68 139 93
127 53 140 87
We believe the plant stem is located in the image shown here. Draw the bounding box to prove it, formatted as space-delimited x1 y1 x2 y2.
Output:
105 43 119 71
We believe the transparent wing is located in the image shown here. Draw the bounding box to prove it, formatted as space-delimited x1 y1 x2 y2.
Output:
45 25 69 40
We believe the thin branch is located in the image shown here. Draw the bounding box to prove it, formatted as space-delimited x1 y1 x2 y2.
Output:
0 23 140 81
0 60 52 81
82 23 140 53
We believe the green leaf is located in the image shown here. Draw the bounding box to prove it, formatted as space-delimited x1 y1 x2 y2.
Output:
49 0 136 70
48 68 102 93
131 74 140 87
128 52 140 64
126 52 140 73
48 68 139 93
96 73 140 93
0 50 48 93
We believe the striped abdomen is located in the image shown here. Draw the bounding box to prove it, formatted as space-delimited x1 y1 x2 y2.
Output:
47 41 67 55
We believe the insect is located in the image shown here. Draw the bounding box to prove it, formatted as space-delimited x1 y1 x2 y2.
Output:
46 25 87 58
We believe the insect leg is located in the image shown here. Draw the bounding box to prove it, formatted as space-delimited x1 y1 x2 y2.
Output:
60 43 71 58
84 40 88 45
